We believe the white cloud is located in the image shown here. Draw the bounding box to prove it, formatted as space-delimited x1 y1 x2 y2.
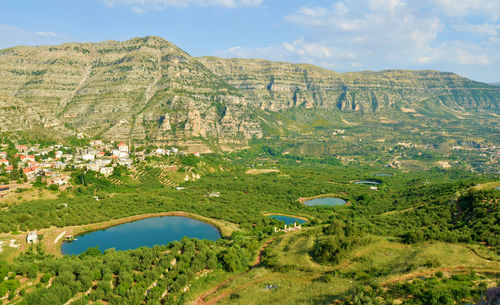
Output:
433 0 500 20
131 6 146 13
36 31 59 38
102 0 262 10
0 25 70 49
215 0 500 81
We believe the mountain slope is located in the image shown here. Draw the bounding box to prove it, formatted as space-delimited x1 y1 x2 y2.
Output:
0 36 261 144
0 36 499 146
198 57 500 114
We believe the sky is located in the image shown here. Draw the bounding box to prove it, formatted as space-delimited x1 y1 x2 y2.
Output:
1 0 499 83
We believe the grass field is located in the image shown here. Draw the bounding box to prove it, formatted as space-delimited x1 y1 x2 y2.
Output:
204 228 500 305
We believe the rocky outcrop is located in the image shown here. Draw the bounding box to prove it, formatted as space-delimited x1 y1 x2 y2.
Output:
198 57 500 113
0 36 261 143
0 36 498 144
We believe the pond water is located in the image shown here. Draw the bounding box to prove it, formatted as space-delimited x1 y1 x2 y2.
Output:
354 180 381 185
304 197 347 207
267 214 307 224
495 187 500 190
61 216 221 255
371 173 394 177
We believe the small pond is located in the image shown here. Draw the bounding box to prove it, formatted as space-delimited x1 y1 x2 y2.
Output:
61 216 221 255
354 180 381 185
371 173 394 177
495 187 500 190
304 197 347 207
267 214 307 225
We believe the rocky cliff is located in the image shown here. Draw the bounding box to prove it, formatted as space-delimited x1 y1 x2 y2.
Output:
199 57 500 113
0 36 261 143
0 36 498 144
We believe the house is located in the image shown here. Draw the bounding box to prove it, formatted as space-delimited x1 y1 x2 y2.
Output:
17 145 28 154
20 155 35 162
23 168 35 179
26 231 38 243
0 152 7 159
156 148 166 155
118 151 129 159
0 159 9 166
50 177 68 186
193 152 201 157
82 153 95 161
100 167 113 176
118 158 132 167
96 151 105 158
171 147 179 154
90 139 103 146
87 163 100 172
5 165 13 172
118 142 129 153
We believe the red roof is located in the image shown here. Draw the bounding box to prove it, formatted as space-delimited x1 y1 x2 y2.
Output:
97 151 105 155
6 165 13 171
17 145 27 149
0 159 8 163
118 142 127 147
23 168 33 173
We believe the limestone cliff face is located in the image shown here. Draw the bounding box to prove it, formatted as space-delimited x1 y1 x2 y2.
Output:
0 36 499 142
198 57 500 113
0 36 261 142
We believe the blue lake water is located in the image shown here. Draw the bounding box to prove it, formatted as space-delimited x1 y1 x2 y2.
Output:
371 173 394 177
304 197 347 207
354 180 381 185
495 187 500 190
268 214 307 224
61 216 221 255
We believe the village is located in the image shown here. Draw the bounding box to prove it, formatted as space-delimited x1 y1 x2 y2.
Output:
0 138 197 199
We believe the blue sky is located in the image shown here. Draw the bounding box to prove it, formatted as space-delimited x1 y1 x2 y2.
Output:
1 0 500 82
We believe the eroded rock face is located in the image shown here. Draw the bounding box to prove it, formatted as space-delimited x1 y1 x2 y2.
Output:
198 57 500 114
0 36 498 143
0 36 261 142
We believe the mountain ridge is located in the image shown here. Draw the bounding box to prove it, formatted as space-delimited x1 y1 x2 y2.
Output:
0 36 499 146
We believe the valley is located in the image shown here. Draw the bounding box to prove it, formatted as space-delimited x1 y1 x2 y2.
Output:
0 36 498 305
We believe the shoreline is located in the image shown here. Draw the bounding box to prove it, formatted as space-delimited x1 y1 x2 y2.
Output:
37 211 238 257
298 193 347 204
263 213 309 222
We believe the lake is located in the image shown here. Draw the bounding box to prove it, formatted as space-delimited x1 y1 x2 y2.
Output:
354 180 381 185
61 216 221 255
371 173 394 177
268 214 307 224
304 197 347 207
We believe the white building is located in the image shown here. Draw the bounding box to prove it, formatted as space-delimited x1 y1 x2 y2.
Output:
87 163 100 172
100 167 113 176
118 142 129 153
82 154 95 161
26 231 38 243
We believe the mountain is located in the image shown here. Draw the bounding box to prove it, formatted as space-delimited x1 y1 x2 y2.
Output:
0 36 499 146
199 57 500 113
0 36 261 145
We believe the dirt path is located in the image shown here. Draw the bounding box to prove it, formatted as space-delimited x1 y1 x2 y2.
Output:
62 287 92 305
191 238 275 305
383 267 500 285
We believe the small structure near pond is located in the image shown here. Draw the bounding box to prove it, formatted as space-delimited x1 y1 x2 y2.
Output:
274 222 302 233
26 231 38 244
